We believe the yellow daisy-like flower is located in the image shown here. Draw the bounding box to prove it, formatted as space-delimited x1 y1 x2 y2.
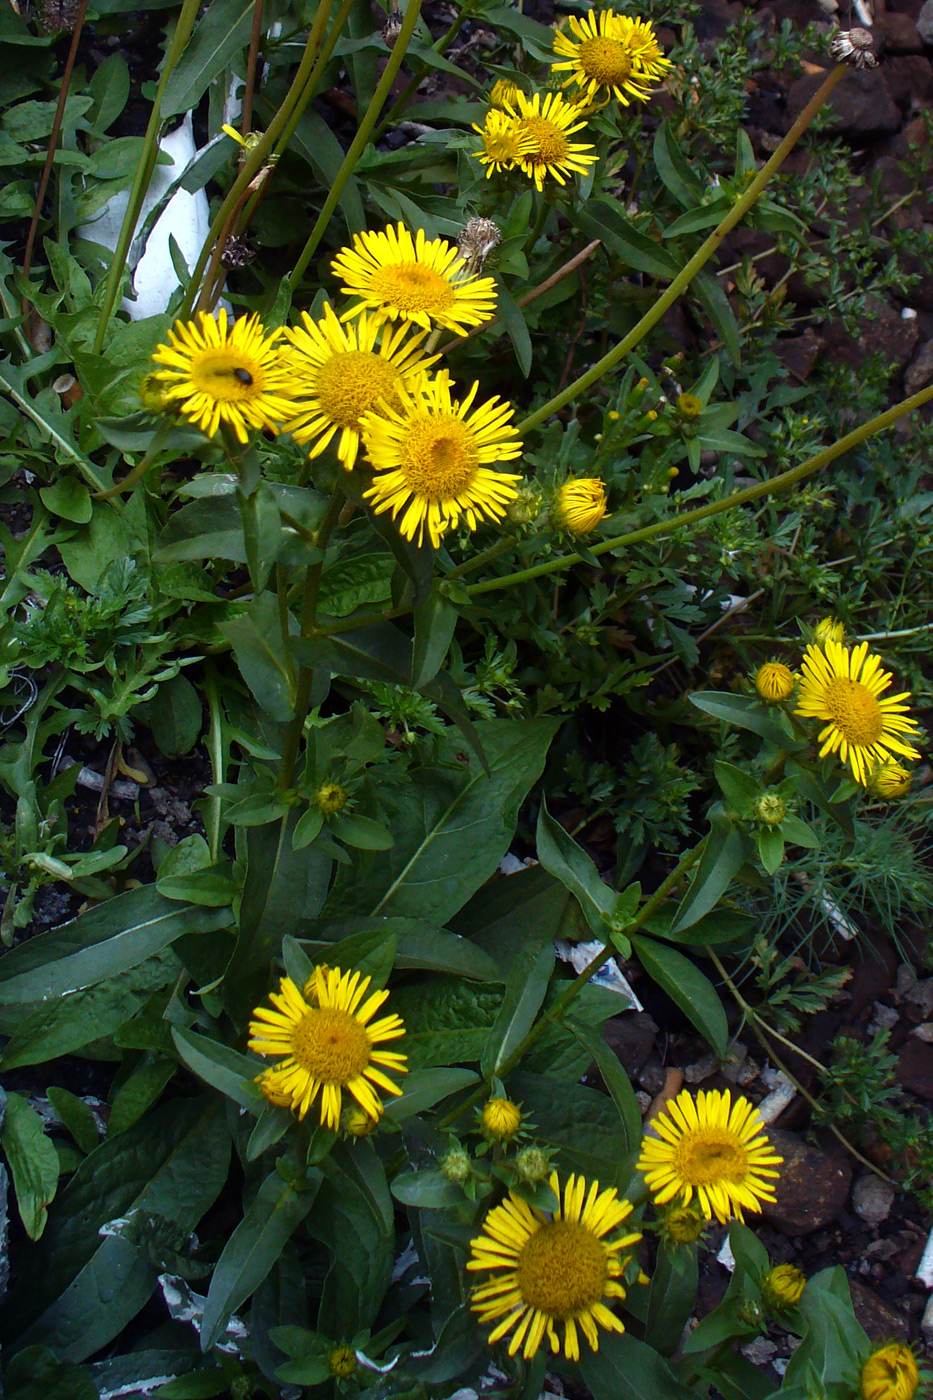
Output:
361 372 522 549
471 107 536 178
504 90 598 193
248 965 407 1130
551 10 671 107
860 1345 920 1400
754 661 795 703
795 639 921 787
551 478 608 536
467 1170 641 1361
636 1088 783 1225
151 309 294 443
331 222 497 335
283 304 436 470
762 1263 806 1310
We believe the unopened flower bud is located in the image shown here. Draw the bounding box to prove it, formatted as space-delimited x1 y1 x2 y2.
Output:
505 482 543 526
328 1346 358 1378
870 761 911 800
859 1344 919 1400
138 373 173 415
480 1097 522 1142
342 1105 378 1137
550 479 608 537
515 1145 549 1182
754 662 795 703
490 79 520 109
662 1202 706 1244
676 393 703 420
439 1145 472 1182
813 616 845 645
316 783 348 814
756 792 787 826
762 1263 806 1310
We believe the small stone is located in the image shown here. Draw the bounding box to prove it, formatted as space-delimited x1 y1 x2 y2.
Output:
741 1339 778 1366
852 1175 896 1228
905 340 933 396
884 55 933 107
878 11 925 53
684 1053 719 1084
786 67 900 138
761 1130 852 1235
897 1038 933 1099
602 1013 658 1079
867 1002 900 1036
918 0 933 45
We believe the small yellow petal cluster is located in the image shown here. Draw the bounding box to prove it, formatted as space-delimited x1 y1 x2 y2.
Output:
551 478 608 537
754 661 795 703
860 1345 920 1400
762 1262 805 1309
481 1097 523 1141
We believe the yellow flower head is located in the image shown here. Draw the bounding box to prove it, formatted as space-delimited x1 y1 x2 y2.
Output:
283 303 437 470
467 1170 642 1360
256 1068 294 1109
138 372 173 415
503 89 598 192
248 965 407 1130
361 371 522 549
150 309 294 443
762 1262 806 1310
342 1104 379 1137
331 221 497 335
814 616 845 645
551 478 608 536
471 107 536 178
315 782 349 814
636 1088 783 1225
795 639 921 787
676 393 704 421
328 1346 357 1379
860 1345 920 1400
754 662 795 703
870 761 912 800
551 10 671 106
481 1097 522 1142
661 1201 707 1245
490 78 521 108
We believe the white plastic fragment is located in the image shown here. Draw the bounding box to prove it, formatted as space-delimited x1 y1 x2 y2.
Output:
157 1274 248 1356
717 1237 736 1273
553 939 644 1010
756 1069 796 1125
922 1293 933 1343
499 852 537 876
818 893 859 941
914 1225 933 1288
78 115 212 321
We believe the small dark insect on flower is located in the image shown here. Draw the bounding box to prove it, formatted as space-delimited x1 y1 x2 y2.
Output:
232 367 253 386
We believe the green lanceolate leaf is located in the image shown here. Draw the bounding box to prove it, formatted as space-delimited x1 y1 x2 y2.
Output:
7 1098 230 1362
309 1142 394 1335
669 811 750 935
644 1240 699 1356
536 799 616 936
200 1168 321 1352
565 1020 642 1153
171 1028 263 1110
219 591 297 723
411 588 458 688
580 1331 699 1400
324 719 557 924
689 691 798 747
481 936 554 1077
1 1090 59 1239
630 935 728 1058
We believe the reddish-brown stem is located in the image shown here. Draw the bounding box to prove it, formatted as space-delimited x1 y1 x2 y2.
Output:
436 239 602 356
21 0 90 300
240 0 265 136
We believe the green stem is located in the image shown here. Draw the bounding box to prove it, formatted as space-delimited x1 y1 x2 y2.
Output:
177 0 338 321
444 536 516 581
515 64 847 438
93 0 202 353
94 418 175 499
372 3 471 142
440 842 703 1129
276 487 345 791
202 663 225 863
467 378 933 598
270 0 356 158
290 0 426 286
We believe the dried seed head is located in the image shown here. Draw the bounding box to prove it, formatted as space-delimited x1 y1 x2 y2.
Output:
457 216 502 273
829 27 878 68
221 236 256 270
35 0 80 32
382 13 403 46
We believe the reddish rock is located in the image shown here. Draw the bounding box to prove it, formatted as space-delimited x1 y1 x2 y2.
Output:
884 55 933 106
786 68 901 138
848 1280 911 1342
775 328 824 381
878 10 925 49
905 339 933 395
602 1013 658 1079
896 1036 933 1097
761 1130 852 1236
